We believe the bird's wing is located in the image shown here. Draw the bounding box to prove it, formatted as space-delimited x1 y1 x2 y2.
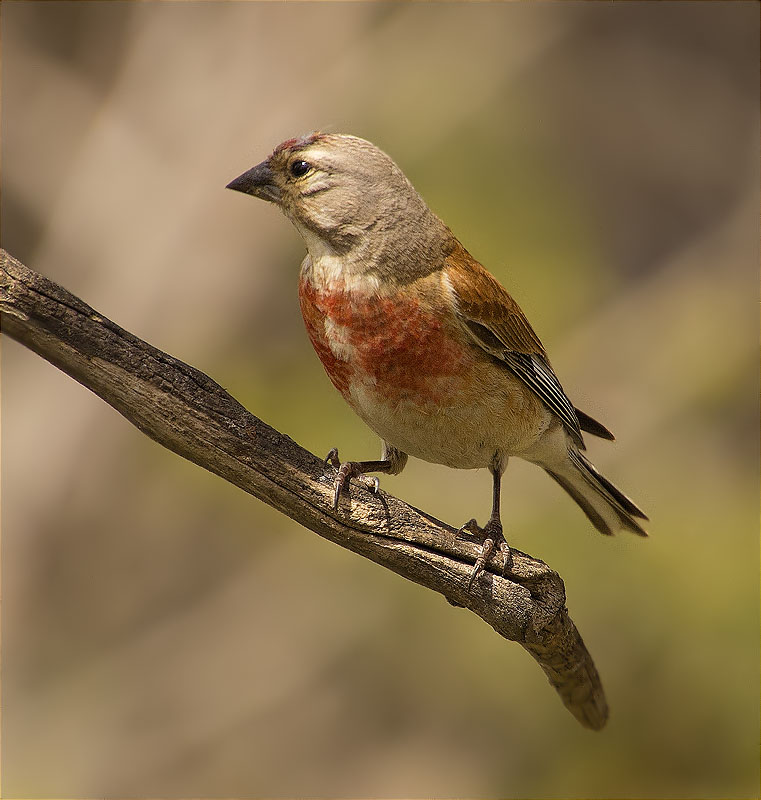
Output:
574 407 615 441
445 243 585 448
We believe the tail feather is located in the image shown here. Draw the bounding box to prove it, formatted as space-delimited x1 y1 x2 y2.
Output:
546 451 648 537
574 407 615 441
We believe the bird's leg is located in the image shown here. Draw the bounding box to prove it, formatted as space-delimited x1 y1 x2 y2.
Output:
325 442 408 509
459 462 512 589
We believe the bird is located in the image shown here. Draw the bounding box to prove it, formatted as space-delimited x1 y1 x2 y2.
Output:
227 132 648 588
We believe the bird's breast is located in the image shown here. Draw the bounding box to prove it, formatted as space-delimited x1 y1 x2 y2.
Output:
298 267 549 466
298 270 474 409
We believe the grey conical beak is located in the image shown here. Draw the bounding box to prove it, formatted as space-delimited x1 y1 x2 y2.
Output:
226 160 281 203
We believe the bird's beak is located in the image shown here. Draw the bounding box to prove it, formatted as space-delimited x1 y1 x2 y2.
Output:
226 160 281 203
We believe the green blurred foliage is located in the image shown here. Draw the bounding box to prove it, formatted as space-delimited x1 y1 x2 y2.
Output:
3 2 758 797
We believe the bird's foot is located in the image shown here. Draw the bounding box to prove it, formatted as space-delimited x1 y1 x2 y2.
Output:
457 517 512 590
324 448 380 509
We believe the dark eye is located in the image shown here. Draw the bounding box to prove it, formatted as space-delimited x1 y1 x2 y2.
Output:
290 160 310 178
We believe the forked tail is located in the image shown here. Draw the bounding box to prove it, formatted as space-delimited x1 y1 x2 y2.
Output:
545 450 648 537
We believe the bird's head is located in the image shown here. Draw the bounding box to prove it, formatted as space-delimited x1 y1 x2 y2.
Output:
227 133 442 261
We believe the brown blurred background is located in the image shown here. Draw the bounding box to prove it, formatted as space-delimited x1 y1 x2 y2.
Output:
2 2 758 797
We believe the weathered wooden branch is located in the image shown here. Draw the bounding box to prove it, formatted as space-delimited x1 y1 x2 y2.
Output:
0 248 608 730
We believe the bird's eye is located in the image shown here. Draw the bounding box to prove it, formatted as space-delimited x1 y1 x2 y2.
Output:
290 160 311 178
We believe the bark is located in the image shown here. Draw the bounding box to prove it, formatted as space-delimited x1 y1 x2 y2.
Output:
0 248 608 730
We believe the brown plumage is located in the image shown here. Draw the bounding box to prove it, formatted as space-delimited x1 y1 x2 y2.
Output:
227 133 648 588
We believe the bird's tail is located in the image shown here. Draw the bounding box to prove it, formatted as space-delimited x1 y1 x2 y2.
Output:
545 450 648 537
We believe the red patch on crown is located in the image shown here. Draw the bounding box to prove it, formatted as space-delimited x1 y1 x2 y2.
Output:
273 132 323 157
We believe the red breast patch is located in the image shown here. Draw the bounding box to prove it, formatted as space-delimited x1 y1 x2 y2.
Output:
298 277 472 407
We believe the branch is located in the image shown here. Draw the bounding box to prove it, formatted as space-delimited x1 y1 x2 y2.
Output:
0 248 608 730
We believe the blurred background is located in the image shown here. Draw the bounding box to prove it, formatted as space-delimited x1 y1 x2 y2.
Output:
2 2 758 797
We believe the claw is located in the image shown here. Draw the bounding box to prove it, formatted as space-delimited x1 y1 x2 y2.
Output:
497 540 513 577
334 461 355 509
325 448 382 509
460 517 511 590
325 447 341 468
456 518 481 540
467 536 495 591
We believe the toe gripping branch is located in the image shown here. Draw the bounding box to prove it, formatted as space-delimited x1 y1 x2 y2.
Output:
325 447 382 509
458 517 513 590
326 447 511 593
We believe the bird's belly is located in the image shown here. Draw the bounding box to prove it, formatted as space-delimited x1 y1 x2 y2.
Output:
299 276 548 467
348 380 547 468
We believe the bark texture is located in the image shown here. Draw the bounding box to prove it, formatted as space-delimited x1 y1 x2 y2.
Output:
1 248 608 730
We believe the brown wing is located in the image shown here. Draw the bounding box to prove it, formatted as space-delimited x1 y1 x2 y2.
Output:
445 241 586 448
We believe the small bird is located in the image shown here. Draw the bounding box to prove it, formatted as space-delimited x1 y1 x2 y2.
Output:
227 133 647 587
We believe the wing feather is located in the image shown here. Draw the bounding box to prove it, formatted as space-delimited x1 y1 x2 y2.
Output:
446 242 585 448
